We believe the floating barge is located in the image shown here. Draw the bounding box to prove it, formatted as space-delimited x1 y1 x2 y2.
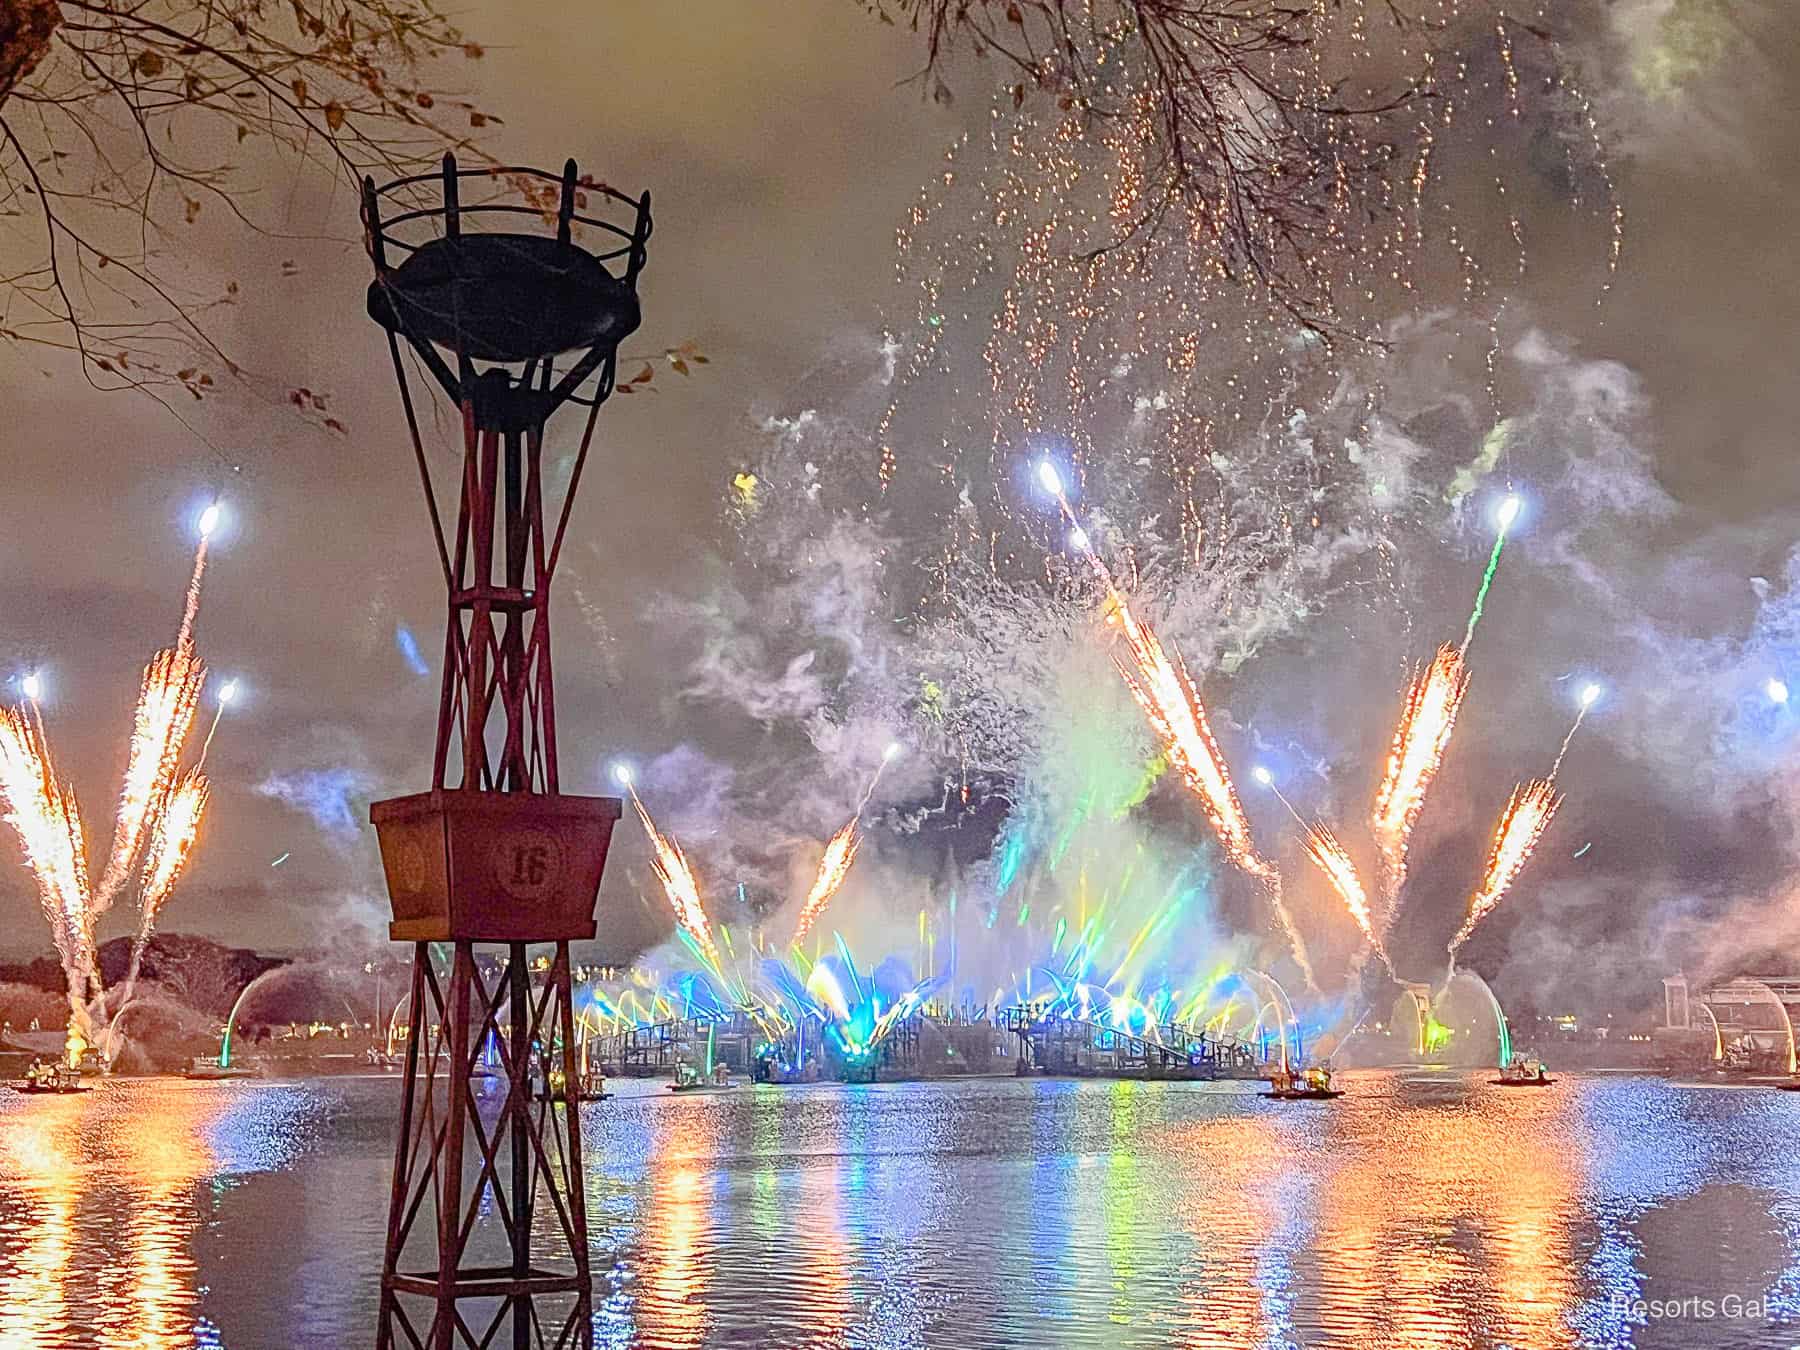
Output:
8 1061 92 1094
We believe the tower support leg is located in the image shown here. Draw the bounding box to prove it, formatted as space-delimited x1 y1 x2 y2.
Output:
377 941 593 1349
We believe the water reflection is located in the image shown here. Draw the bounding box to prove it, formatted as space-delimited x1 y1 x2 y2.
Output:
114 1099 218 1347
2 1073 1799 1347
0 1094 79 1349
639 1102 713 1350
1305 1075 1584 1348
0 1083 216 1348
795 1104 849 1346
585 1074 1800 1348
1168 1111 1286 1347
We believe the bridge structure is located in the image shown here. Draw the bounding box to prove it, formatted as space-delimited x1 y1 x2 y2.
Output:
1662 972 1800 1071
587 1008 943 1083
593 1012 760 1077
432 1001 1278 1085
1000 1006 1276 1080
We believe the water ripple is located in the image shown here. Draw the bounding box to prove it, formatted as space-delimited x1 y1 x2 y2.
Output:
1 1072 1798 1347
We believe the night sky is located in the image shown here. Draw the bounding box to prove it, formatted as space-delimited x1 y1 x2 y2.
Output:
2 4 1798 1016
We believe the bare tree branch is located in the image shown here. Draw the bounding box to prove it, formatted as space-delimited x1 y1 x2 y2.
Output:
0 0 499 430
867 0 1447 333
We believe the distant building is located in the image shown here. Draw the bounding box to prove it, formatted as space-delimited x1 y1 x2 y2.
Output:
1662 972 1799 1069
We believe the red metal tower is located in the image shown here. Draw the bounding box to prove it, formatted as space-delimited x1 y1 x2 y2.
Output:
362 154 652 1350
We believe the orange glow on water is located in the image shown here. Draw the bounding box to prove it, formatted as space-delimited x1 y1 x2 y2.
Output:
0 1084 216 1347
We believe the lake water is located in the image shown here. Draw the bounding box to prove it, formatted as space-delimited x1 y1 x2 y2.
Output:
2 1071 1798 1348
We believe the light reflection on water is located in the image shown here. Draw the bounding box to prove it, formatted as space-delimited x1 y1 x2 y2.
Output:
0 1079 314 1349
2 1072 1799 1347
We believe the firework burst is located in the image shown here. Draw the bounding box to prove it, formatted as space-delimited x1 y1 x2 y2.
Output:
1051 468 1258 867
0 705 94 1040
137 771 211 940
1044 483 1316 988
1449 779 1562 955
1111 601 1314 986
627 785 721 969
793 818 862 947
95 530 213 910
1302 823 1391 975
1112 605 1258 871
1371 644 1470 920
872 12 1619 607
0 526 224 1061
95 643 206 911
113 770 212 1014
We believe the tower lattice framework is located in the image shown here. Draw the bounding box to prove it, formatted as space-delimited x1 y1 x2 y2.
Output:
363 153 652 1350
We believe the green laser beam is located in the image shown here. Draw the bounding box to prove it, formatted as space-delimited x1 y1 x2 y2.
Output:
1461 526 1510 653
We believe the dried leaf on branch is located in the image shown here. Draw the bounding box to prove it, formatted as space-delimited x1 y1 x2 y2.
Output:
0 0 498 422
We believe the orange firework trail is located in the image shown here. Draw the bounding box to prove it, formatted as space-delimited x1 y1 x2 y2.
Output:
139 771 210 933
1049 468 1259 863
1302 822 1391 974
626 785 721 968
793 819 861 946
1370 644 1470 923
791 747 896 945
1042 464 1315 988
1111 604 1315 988
176 530 209 649
1449 778 1562 955
97 531 213 911
0 705 94 1038
116 771 211 1006
1113 611 1258 867
95 644 207 911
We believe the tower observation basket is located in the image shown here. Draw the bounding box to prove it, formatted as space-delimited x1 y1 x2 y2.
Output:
362 153 652 1350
